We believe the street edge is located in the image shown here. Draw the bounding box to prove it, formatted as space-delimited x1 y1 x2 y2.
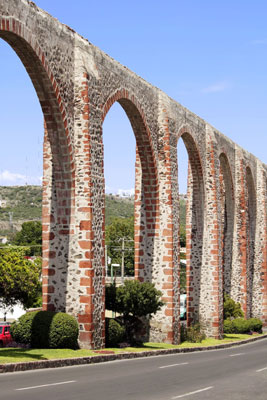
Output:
1 333 267 374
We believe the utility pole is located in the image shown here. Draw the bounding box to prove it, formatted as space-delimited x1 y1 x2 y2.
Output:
8 212 13 232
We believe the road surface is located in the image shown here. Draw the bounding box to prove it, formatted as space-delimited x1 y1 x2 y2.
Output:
1 338 267 399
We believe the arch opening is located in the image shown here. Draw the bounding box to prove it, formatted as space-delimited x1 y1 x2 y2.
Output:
219 153 234 297
102 96 159 285
0 29 73 313
177 132 204 326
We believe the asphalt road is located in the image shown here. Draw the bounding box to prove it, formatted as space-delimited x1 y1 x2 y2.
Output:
1 338 267 400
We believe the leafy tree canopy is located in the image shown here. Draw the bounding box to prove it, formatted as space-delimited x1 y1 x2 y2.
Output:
13 221 42 246
0 248 41 309
106 280 164 318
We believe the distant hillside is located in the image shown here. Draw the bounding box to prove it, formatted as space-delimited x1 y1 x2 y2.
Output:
0 186 42 222
105 194 134 225
0 186 186 232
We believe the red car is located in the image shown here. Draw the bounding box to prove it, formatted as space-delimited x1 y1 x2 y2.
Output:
0 323 12 347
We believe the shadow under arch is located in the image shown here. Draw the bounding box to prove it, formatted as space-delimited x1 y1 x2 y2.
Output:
102 91 159 282
246 166 256 317
0 24 74 312
219 153 234 296
177 130 204 326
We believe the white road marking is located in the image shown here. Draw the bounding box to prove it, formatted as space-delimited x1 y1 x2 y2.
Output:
172 386 213 399
15 380 76 391
256 366 267 372
159 362 188 369
229 353 245 357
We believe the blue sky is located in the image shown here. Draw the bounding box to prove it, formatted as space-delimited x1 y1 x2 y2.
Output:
0 0 267 193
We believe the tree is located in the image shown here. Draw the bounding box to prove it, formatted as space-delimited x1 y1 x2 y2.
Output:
105 217 134 276
13 221 42 256
106 280 164 344
0 248 41 309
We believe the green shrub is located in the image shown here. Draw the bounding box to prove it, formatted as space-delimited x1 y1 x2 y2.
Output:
47 313 79 349
223 319 234 334
223 294 244 320
232 318 250 334
183 323 206 343
115 280 164 318
11 311 78 349
11 311 37 345
105 318 125 347
247 318 262 333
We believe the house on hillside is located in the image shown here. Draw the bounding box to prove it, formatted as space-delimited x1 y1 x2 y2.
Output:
0 199 7 208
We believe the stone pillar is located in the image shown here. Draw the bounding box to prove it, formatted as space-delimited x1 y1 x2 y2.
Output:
71 66 105 349
199 125 223 339
252 162 267 324
231 149 248 316
149 94 180 344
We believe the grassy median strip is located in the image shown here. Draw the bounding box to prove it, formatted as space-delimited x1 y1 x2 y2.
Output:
0 334 262 364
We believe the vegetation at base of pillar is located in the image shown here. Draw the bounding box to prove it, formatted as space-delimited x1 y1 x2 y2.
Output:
105 216 134 276
0 247 41 309
223 294 262 334
11 311 79 349
180 323 206 343
223 317 262 334
105 280 164 345
223 294 244 320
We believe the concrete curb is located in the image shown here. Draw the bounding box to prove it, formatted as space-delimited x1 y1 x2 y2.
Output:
1 334 267 374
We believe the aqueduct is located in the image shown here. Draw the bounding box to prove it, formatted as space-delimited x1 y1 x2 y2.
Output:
1 0 267 349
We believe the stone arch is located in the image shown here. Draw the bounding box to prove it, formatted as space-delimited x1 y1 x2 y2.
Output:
0 18 74 311
246 166 256 317
102 90 159 282
219 153 234 296
176 127 205 326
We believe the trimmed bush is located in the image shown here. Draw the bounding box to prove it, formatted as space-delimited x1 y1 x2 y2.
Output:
223 319 234 334
105 318 125 347
232 318 250 334
11 311 79 349
47 313 79 349
10 311 36 345
247 318 262 333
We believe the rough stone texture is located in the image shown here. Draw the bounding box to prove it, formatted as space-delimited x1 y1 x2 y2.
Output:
1 0 267 348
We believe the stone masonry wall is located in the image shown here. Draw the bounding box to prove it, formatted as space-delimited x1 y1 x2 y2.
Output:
0 0 267 348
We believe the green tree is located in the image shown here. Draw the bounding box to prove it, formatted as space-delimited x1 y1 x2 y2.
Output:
106 280 164 344
13 221 42 256
13 221 42 246
106 217 134 276
115 280 164 318
0 248 41 309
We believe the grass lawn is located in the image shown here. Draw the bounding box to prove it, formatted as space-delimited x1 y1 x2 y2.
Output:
0 334 262 364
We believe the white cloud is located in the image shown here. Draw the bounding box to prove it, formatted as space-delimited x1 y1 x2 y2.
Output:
105 186 135 197
0 170 41 185
202 81 230 94
117 188 135 197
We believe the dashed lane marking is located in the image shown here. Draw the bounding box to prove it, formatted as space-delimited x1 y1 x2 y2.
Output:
15 380 76 391
159 362 189 369
172 386 214 399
